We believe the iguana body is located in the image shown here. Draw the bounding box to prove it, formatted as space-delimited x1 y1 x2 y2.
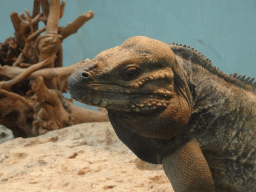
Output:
68 36 256 192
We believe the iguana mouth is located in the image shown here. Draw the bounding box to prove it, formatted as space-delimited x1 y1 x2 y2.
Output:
70 89 172 112
68 77 173 112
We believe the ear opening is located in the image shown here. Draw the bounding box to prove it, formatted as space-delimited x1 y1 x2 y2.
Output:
188 81 197 102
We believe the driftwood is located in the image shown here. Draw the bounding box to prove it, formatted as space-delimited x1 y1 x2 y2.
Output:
0 0 108 138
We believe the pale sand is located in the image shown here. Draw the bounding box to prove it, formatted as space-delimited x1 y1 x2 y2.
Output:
0 122 174 192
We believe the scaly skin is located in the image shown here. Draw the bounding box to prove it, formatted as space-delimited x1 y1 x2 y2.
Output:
68 36 256 192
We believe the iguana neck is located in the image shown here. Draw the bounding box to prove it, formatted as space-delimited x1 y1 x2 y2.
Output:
170 43 256 155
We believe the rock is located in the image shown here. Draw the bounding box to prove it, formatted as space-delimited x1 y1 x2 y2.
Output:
0 122 173 192
0 125 14 144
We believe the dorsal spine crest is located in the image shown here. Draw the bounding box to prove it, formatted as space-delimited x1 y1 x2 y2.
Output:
169 43 256 92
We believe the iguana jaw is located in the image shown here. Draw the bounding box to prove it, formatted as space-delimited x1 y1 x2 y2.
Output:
68 76 175 113
68 74 192 138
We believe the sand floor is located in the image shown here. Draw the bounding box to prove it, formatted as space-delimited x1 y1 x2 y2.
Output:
0 122 173 192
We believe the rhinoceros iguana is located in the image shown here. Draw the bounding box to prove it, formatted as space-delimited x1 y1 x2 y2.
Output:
68 36 256 192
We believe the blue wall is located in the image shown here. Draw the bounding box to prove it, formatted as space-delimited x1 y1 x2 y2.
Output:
1 0 256 110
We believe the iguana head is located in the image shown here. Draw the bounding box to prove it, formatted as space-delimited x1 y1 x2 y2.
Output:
68 36 192 138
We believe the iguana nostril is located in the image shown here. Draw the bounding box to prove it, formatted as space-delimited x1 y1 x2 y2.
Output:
81 72 90 79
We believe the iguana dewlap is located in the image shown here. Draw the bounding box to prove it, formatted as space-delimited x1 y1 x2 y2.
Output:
68 36 256 192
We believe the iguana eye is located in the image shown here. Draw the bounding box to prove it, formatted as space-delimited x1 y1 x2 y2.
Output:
122 66 141 81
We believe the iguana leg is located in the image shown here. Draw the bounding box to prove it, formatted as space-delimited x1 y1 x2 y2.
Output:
162 138 215 192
